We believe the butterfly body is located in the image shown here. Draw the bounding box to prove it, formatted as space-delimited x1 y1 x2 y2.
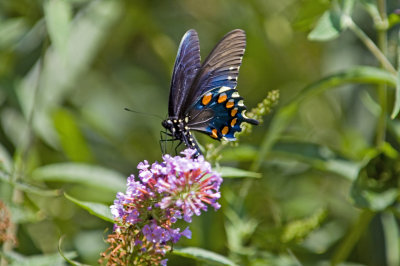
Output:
162 29 258 156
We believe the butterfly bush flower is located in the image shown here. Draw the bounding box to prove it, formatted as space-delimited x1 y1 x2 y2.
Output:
100 149 222 265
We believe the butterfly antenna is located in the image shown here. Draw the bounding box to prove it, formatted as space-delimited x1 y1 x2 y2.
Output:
124 107 164 120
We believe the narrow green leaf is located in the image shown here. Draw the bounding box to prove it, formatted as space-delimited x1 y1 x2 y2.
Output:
32 163 126 193
218 166 261 178
271 141 362 180
391 31 400 119
65 193 114 223
0 18 27 49
16 0 122 148
2 250 76 266
252 66 396 172
381 212 400 266
0 143 12 173
173 247 238 266
0 171 61 197
308 10 343 41
44 0 72 56
53 108 94 162
1 108 30 150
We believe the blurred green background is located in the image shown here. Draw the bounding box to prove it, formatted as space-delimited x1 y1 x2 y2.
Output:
1 0 400 265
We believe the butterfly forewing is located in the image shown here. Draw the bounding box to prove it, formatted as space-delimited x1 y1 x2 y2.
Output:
180 29 246 114
169 29 201 117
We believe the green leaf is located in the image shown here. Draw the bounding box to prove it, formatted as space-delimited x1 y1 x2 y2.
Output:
1 108 30 150
252 66 396 171
0 18 27 49
292 0 330 31
2 250 76 266
271 141 362 180
65 193 113 223
32 163 126 193
16 0 123 148
53 108 94 162
173 247 238 266
351 187 398 211
391 31 400 119
350 152 399 211
44 0 72 57
0 171 61 197
308 9 344 41
218 166 261 178
381 212 400 266
0 143 12 173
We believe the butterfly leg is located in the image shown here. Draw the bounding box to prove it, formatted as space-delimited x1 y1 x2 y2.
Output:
159 131 177 155
174 140 183 155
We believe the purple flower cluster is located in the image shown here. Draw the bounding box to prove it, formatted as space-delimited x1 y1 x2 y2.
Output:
103 149 222 265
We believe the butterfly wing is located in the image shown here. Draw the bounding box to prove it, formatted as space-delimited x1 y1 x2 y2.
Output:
184 29 257 140
180 29 246 114
187 86 258 141
168 29 201 117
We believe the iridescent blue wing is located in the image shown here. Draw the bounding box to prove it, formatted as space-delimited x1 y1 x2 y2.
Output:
181 29 246 114
169 29 201 117
187 86 258 141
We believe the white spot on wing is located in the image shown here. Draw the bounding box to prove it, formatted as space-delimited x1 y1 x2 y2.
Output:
238 100 244 106
219 86 232 93
232 92 240 98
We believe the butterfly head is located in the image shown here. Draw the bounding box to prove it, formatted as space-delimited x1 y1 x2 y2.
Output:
162 118 186 136
161 119 174 132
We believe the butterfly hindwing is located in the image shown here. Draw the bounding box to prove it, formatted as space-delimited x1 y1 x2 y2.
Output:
188 86 258 141
169 29 201 117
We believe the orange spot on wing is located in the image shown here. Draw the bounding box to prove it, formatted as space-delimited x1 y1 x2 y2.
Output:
231 108 238 117
210 129 218 139
231 118 237 127
226 99 234 109
202 93 212 105
221 126 229 135
217 93 227 103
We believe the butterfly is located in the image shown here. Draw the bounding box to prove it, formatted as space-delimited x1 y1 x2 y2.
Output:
161 29 258 157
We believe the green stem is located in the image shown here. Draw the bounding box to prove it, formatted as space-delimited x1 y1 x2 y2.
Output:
346 17 396 76
331 210 375 265
375 0 388 147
